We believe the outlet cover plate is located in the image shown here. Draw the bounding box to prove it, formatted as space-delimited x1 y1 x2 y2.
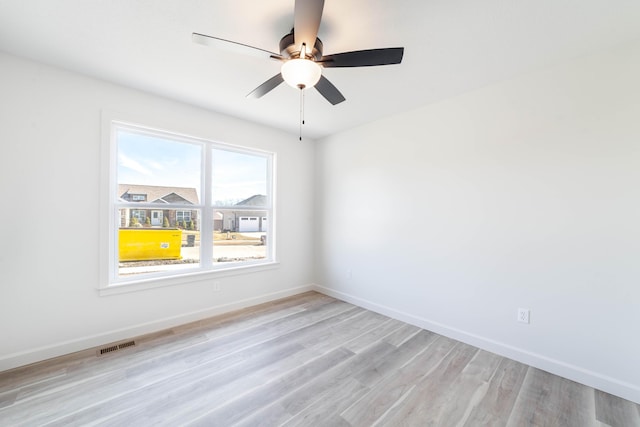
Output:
517 308 530 324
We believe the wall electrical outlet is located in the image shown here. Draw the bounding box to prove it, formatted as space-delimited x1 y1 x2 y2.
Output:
517 308 530 324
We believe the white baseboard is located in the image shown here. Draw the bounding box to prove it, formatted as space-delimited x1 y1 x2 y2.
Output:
312 284 640 405
0 284 314 373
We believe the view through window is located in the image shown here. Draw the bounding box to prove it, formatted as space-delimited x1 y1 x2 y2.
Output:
110 123 273 284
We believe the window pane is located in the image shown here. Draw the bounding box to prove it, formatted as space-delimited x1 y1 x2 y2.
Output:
118 208 201 277
213 209 267 264
212 149 267 207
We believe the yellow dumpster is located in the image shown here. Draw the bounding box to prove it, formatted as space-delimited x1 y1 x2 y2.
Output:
119 228 182 261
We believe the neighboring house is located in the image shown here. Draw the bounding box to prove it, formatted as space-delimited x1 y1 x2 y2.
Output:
118 185 266 232
216 195 268 233
118 184 199 228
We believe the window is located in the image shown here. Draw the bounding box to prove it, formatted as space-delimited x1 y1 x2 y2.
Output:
176 211 191 223
104 120 274 289
130 209 146 223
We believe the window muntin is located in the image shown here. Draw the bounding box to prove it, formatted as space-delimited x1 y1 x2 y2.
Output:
108 123 274 286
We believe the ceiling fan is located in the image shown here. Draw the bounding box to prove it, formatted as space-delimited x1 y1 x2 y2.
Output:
192 0 404 106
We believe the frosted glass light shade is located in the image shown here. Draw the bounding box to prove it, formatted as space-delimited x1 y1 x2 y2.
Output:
281 59 322 89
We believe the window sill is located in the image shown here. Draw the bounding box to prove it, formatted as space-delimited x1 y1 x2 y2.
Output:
98 261 280 296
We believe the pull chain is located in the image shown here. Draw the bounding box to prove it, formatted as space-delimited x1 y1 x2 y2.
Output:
298 86 305 141
300 43 307 141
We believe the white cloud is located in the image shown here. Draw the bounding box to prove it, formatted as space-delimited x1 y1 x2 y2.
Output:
119 152 152 176
146 160 165 171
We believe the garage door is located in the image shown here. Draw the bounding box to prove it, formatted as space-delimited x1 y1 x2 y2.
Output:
238 216 260 232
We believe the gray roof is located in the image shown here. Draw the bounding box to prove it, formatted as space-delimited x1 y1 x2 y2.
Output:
118 184 199 205
235 195 266 206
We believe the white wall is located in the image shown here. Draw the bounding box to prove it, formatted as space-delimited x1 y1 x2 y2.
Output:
0 52 315 370
315 40 640 403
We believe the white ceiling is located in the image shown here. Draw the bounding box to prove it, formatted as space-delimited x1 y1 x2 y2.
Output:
1 0 640 139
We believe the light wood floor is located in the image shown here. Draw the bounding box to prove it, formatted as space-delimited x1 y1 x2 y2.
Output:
1 292 639 426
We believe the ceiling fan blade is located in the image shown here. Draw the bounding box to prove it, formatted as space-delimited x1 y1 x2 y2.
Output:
320 47 404 67
315 75 345 105
192 33 282 60
247 74 285 99
294 0 325 52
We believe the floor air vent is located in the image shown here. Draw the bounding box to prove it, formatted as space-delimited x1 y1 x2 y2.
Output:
97 340 136 356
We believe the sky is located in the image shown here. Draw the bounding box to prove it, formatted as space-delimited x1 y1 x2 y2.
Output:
117 128 267 204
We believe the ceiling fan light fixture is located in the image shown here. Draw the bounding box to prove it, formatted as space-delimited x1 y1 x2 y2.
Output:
281 58 321 89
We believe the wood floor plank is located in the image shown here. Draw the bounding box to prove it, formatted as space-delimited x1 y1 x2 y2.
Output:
197 292 336 340
424 349 503 426
266 307 368 353
80 342 315 427
182 348 355 426
122 306 361 386
299 311 391 354
375 342 479 426
383 323 422 347
507 368 598 427
183 313 398 426
232 402 294 427
278 340 398 418
282 378 369 427
197 300 357 354
231 330 402 425
463 358 529 426
341 336 458 426
2 369 130 426
0 362 78 395
354 329 438 389
14 333 210 403
343 318 405 353
595 389 640 427
46 329 314 425
0 389 18 409
1 292 638 426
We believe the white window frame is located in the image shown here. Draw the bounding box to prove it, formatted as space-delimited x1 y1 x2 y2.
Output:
100 113 277 295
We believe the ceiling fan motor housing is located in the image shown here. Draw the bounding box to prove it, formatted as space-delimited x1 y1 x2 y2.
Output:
279 30 323 60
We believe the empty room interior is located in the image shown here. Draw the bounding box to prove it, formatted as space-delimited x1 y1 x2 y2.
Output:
1 0 640 425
